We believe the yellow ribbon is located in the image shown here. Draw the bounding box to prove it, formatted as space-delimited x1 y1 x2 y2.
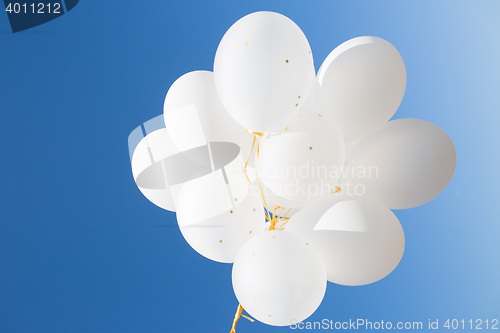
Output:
230 304 254 333
243 135 257 185
230 130 295 332
255 135 272 221
268 206 292 231
242 131 271 221
242 129 296 228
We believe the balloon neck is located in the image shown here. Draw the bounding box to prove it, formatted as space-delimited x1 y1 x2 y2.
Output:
246 129 265 137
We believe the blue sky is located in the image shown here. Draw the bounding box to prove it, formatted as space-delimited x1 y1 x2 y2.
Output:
1 1 499 332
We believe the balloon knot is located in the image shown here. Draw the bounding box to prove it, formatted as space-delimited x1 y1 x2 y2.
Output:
246 129 264 137
332 186 342 194
268 205 292 231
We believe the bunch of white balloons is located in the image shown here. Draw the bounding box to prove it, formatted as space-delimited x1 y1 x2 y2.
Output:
128 11 456 329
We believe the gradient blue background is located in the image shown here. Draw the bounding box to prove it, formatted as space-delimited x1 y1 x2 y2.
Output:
1 1 499 332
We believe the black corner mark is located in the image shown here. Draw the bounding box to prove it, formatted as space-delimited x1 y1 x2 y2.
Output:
4 0 79 33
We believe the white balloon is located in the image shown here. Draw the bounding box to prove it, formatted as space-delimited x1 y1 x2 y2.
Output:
344 138 361 164
232 230 326 326
297 77 318 111
346 118 456 209
131 128 181 212
334 139 362 190
173 142 249 225
163 70 254 158
131 128 263 263
316 36 406 142
214 11 315 133
286 194 405 286
131 125 251 217
178 186 266 263
258 110 345 207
